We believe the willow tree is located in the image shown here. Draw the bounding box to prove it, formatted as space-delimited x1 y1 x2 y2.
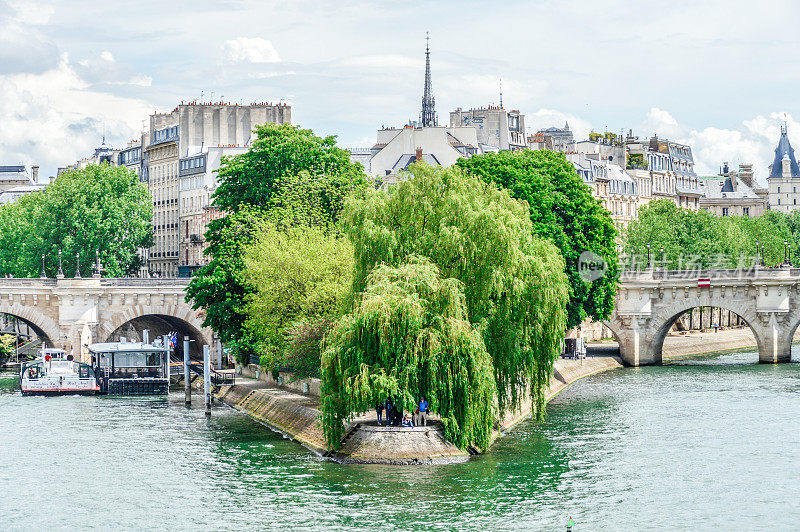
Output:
456 149 619 330
343 164 569 418
321 256 496 451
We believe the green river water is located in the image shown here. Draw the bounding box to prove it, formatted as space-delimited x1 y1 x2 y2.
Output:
3 349 800 531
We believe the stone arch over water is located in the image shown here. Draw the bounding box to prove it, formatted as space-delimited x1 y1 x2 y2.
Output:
101 303 213 359
0 302 61 348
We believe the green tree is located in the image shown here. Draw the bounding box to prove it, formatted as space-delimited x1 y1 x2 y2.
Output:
186 124 368 363
0 334 15 360
0 164 152 277
212 123 366 212
321 256 496 451
343 164 569 417
241 221 354 373
456 150 618 329
624 200 791 268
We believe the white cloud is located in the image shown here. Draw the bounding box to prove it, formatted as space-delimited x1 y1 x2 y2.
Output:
100 50 115 62
634 108 799 184
0 54 153 176
8 0 55 25
335 55 423 69
222 37 281 64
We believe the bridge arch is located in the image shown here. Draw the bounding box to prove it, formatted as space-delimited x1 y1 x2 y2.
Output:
0 302 62 348
100 303 213 358
648 302 765 365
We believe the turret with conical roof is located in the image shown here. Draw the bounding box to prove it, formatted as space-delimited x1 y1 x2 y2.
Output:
768 124 800 178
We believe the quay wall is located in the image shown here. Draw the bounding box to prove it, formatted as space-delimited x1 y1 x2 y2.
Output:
215 384 327 454
238 364 321 397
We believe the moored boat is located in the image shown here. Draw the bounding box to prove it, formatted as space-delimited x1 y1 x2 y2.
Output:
88 340 171 395
20 348 99 396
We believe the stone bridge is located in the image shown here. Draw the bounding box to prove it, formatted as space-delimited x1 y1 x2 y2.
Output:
606 267 800 365
0 277 215 363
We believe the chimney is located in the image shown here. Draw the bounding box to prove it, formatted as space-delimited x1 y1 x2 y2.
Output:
415 147 423 162
31 165 39 184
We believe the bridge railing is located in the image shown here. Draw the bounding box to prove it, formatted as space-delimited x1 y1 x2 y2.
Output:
0 278 57 287
99 278 191 287
621 266 797 282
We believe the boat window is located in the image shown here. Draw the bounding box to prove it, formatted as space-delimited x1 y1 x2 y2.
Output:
98 353 112 367
114 351 163 368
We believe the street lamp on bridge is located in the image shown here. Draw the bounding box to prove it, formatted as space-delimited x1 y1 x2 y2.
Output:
646 243 651 269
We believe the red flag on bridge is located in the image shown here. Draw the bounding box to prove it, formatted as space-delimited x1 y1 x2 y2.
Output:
697 278 711 288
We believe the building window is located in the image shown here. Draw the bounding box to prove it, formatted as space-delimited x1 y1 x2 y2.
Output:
778 186 781 193
743 207 749 217
722 208 729 216
779 198 781 205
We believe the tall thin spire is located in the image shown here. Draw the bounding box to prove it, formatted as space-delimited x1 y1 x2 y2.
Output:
420 32 436 127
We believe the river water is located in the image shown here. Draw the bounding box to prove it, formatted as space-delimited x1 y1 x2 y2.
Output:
3 349 800 531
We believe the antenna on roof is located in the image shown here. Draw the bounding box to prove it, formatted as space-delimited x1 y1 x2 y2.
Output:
499 77 503 109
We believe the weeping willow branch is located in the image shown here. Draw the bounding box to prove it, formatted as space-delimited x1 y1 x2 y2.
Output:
320 257 496 451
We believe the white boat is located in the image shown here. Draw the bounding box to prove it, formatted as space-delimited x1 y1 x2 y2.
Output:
20 348 99 396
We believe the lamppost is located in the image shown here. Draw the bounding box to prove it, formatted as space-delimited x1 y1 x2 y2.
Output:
57 249 64 278
40 254 46 279
660 247 665 269
646 243 651 269
75 252 81 279
755 240 761 267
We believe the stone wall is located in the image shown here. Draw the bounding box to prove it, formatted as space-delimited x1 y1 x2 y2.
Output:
239 364 321 397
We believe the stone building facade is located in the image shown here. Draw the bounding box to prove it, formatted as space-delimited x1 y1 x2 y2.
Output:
144 102 291 276
449 106 526 151
700 163 767 217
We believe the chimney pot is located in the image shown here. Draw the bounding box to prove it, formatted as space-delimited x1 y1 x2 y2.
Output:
415 147 423 162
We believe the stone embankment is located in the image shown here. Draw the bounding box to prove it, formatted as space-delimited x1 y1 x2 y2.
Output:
214 356 625 464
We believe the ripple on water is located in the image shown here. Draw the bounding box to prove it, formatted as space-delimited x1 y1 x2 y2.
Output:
3 351 800 530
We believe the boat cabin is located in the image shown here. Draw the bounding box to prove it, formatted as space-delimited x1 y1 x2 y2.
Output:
88 341 170 395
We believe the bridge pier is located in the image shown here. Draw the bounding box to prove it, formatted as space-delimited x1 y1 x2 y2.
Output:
758 329 792 364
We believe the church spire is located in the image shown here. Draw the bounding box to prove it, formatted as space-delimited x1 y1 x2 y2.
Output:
420 32 436 127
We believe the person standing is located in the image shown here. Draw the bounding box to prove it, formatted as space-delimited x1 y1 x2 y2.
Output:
418 396 428 426
376 401 384 426
385 397 394 427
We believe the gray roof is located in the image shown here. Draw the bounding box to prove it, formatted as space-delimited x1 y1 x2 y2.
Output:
0 184 45 204
391 153 441 173
699 176 760 199
0 166 29 182
768 126 800 178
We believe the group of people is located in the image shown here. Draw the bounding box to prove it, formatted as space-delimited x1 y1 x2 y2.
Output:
375 396 428 427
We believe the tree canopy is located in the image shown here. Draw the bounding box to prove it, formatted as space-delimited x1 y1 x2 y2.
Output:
186 124 368 363
456 150 619 329
0 163 152 277
212 123 366 213
242 220 354 374
320 256 496 451
342 164 569 418
624 199 793 268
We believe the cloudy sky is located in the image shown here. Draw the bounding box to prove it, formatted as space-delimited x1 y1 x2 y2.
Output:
3 0 800 180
